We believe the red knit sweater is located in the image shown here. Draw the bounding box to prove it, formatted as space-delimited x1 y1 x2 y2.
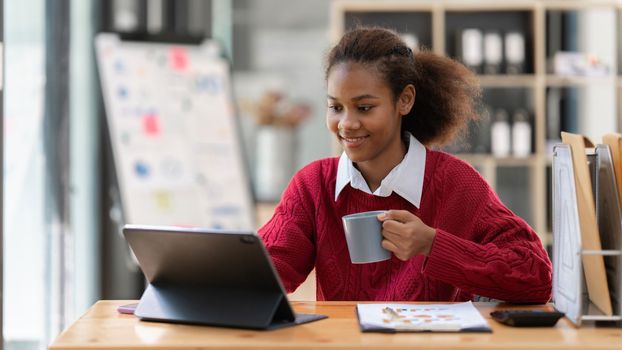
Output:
259 149 552 303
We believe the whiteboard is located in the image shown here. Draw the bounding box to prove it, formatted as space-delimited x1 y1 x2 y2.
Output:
95 33 254 230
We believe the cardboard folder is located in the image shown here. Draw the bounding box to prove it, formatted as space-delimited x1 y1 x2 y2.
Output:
603 133 622 211
561 132 613 316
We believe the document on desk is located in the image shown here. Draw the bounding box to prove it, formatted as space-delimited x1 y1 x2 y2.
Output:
356 301 491 333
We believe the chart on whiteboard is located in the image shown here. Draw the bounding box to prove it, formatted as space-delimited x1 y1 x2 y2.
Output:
96 33 254 230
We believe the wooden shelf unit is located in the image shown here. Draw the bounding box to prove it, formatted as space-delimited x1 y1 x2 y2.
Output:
479 75 537 87
545 75 618 87
330 0 622 246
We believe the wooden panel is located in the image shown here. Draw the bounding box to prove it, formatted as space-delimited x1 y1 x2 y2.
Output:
479 75 536 87
543 0 618 10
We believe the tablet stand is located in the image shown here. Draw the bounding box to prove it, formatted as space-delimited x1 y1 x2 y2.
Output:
134 283 296 329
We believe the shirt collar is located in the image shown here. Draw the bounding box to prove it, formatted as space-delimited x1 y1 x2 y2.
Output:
334 133 426 208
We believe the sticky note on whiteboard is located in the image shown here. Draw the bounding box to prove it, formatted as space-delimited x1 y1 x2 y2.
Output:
154 191 172 210
143 114 160 136
170 47 189 71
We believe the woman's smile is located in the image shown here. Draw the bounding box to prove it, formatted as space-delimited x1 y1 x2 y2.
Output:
340 134 370 148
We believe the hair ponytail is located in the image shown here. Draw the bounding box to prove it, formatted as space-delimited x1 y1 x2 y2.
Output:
326 27 481 146
406 50 481 145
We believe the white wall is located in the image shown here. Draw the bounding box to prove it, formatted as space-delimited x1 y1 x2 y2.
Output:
233 0 333 174
578 8 618 140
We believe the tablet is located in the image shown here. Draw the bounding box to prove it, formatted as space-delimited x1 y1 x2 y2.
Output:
123 225 326 329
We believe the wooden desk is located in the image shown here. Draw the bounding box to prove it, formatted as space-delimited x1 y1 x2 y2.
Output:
50 301 621 350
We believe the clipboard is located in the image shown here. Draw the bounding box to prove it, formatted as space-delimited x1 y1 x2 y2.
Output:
355 302 491 333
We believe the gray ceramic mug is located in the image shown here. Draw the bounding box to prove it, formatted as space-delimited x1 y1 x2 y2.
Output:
342 210 391 264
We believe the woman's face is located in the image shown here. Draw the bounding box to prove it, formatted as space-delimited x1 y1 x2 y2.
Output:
326 62 405 166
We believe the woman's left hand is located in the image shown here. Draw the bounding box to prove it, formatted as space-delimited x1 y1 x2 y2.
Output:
377 210 437 261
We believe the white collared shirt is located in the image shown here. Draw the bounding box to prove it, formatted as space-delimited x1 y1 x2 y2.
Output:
334 133 426 208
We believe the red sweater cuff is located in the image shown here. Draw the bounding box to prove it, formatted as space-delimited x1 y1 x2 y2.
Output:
422 229 471 280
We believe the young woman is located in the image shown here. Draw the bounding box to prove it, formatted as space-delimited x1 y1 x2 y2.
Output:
258 27 552 303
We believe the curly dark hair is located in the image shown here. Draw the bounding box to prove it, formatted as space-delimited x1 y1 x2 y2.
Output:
326 26 481 146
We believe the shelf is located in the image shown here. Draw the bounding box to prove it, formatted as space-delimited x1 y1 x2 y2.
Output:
545 231 553 247
332 0 621 247
478 75 536 87
543 0 619 10
444 9 535 74
546 154 553 166
455 154 539 167
342 10 433 49
330 1 435 42
546 75 618 87
333 1 434 12
442 2 535 11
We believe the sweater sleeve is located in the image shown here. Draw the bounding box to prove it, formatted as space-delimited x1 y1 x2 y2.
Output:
422 159 552 303
258 172 316 294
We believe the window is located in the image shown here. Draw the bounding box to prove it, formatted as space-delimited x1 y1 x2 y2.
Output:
4 0 48 349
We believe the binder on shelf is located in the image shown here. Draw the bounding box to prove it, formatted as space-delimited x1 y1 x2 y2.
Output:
552 132 622 326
